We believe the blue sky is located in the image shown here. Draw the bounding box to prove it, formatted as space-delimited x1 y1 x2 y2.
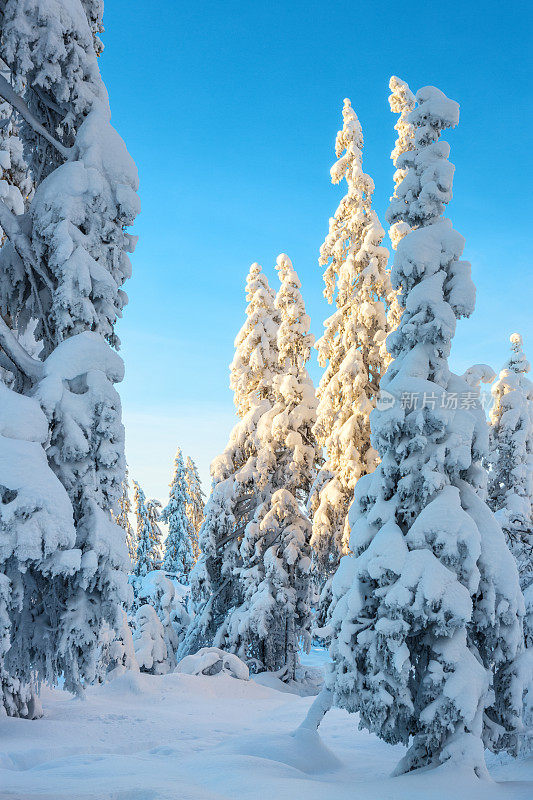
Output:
99 0 532 500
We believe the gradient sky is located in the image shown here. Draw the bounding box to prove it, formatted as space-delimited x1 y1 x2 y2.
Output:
99 0 532 501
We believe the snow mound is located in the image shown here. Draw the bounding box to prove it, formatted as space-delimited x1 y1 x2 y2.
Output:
176 648 249 680
253 665 323 696
217 727 342 774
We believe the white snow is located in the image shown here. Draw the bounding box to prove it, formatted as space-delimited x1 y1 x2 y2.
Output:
0 654 531 800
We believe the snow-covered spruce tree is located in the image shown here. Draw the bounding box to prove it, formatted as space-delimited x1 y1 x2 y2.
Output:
488 334 533 642
224 254 320 680
114 467 136 564
132 482 163 577
311 99 390 630
0 1 139 706
181 263 281 657
326 86 524 776
161 448 195 581
185 455 204 564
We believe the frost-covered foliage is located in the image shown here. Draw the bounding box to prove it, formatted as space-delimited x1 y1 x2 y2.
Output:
161 448 195 580
132 482 163 576
176 647 250 680
326 85 524 776
114 467 136 563
311 99 390 629
182 263 281 657
184 455 204 564
130 570 190 671
222 255 319 680
488 334 533 643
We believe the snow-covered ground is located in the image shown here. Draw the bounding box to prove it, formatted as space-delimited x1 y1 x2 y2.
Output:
1 648 531 800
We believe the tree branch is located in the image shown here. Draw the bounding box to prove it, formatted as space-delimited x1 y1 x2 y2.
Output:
0 74 71 160
0 316 43 380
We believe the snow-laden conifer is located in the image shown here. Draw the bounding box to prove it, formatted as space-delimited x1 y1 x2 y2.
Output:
161 448 195 581
182 263 280 656
311 99 390 629
326 85 524 776
115 467 136 564
488 334 533 642
185 455 204 564
0 0 138 706
224 255 320 679
132 482 163 577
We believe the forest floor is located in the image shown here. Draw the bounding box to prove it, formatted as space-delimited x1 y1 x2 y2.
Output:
0 647 532 800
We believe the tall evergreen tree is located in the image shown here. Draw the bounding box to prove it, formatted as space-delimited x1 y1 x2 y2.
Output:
132 482 162 576
310 98 391 629
181 263 281 657
114 467 136 564
185 455 204 564
224 254 320 680
326 85 524 776
488 333 533 643
161 448 195 581
0 0 139 711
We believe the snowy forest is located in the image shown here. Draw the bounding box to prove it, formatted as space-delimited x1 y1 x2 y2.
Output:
0 2 531 800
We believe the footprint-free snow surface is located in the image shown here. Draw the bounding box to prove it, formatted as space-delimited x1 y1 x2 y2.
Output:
0 649 531 800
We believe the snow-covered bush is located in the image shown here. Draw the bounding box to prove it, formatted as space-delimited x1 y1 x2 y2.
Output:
99 610 138 682
176 647 249 680
131 570 190 669
311 98 391 631
133 605 170 675
326 84 524 776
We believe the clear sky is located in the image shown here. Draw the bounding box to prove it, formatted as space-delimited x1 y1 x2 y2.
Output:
99 0 532 501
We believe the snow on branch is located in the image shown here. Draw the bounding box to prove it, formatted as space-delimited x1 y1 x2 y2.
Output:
0 74 71 160
0 315 43 380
